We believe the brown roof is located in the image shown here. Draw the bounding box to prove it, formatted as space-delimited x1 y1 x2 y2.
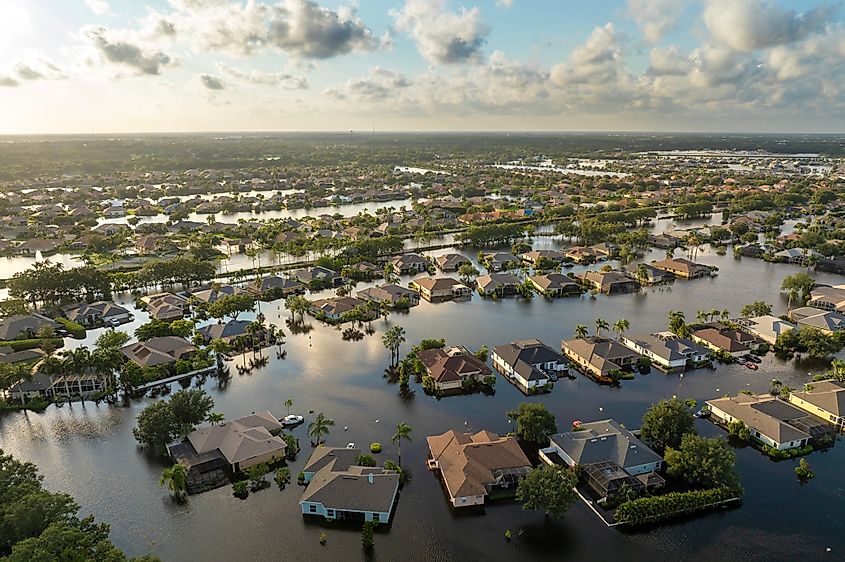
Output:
417 346 492 383
791 380 845 416
412 277 462 292
427 430 532 498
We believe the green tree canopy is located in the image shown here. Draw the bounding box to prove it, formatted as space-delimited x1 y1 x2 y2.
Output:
639 397 697 452
665 434 740 490
515 464 579 519
507 403 557 444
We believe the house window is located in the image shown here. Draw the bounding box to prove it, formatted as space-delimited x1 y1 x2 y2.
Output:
309 504 317 513
326 509 334 517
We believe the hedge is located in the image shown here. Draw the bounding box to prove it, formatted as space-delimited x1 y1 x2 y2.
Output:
615 487 742 526
56 317 86 339
1 338 65 352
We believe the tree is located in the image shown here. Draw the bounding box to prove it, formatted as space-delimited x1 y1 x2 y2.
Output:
795 458 815 482
159 464 188 499
515 464 579 519
284 295 310 323
206 293 256 321
594 318 609 337
668 310 690 338
640 398 696 453
354 454 377 467
665 434 739 490
574 324 588 339
781 272 815 309
168 389 214 435
382 325 406 368
383 262 399 284
458 262 480 285
284 397 294 415
741 301 772 318
308 413 335 445
392 422 412 467
132 401 176 453
361 521 377 549
206 412 225 426
473 345 489 362
209 338 230 371
507 403 557 444
612 318 630 340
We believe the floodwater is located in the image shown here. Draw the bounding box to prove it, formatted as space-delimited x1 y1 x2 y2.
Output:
1 223 844 562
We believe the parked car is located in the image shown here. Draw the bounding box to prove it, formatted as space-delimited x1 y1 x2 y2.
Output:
281 414 304 426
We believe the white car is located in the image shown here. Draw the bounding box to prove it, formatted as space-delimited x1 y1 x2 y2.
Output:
281 414 304 426
346 442 355 449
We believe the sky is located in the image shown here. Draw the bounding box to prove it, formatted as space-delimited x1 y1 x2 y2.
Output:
1 0 844 134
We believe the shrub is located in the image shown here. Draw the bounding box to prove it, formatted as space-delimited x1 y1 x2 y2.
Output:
355 454 377 467
483 375 496 387
56 317 86 338
727 420 750 441
761 443 813 460
282 433 300 459
794 458 815 482
274 467 291 489
370 442 382 454
615 488 742 526
361 521 377 548
3 338 64 352
232 480 248 498
319 532 327 545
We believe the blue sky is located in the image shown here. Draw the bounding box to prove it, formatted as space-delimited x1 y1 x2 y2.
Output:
1 0 844 133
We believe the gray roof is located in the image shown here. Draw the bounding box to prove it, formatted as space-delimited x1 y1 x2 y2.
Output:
198 319 251 341
187 411 285 466
791 380 845 416
303 447 362 474
356 284 417 303
300 464 399 514
65 301 130 322
706 394 812 444
622 332 709 362
294 266 340 283
248 276 305 292
529 273 579 291
121 336 196 367
0 314 56 340
493 339 566 381
550 419 662 471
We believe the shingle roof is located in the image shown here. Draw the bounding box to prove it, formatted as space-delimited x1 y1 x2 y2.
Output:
300 464 399 514
418 346 492 383
707 394 812 444
791 380 845 417
187 411 285 466
550 419 662 470
427 430 532 498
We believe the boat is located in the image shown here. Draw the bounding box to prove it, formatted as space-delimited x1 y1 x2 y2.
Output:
281 414 304 426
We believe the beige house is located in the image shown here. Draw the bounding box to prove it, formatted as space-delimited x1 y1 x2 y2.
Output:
426 429 532 508
417 345 492 391
409 277 470 301
787 380 845 431
651 257 713 279
561 336 638 382
185 411 286 472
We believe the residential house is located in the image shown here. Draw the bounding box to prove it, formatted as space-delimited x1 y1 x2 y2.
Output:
91 223 129 237
577 270 640 295
426 429 532 508
651 257 713 279
168 411 286 490
787 380 845 431
190 285 244 304
197 319 253 345
434 253 471 272
540 419 664 499
135 235 173 255
737 315 796 345
144 292 190 321
17 239 61 255
476 273 521 297
691 325 761 356
635 263 675 285
481 252 521 271
9 371 106 402
564 246 601 264
774 247 822 266
561 336 638 383
808 285 845 312
417 345 493 392
309 296 369 322
121 336 196 368
492 339 568 393
64 301 132 328
528 273 581 297
245 276 306 298
647 233 682 249
391 253 430 275
0 314 57 340
293 266 342 287
300 447 400 523
788 307 845 335
707 394 832 450
409 277 471 302
521 249 565 267
620 332 710 372
356 284 420 308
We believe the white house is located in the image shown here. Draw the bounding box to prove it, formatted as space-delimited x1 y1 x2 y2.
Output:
491 339 568 393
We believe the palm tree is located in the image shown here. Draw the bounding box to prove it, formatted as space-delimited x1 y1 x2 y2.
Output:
695 310 707 323
720 308 730 321
392 421 412 467
209 338 230 372
160 463 188 498
612 319 630 340
636 263 649 284
308 413 335 445
382 330 397 367
594 318 609 337
574 324 588 339
284 397 294 415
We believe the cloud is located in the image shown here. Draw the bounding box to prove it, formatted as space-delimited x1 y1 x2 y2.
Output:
627 0 685 43
325 66 411 101
647 46 689 76
85 0 112 16
703 0 836 52
85 26 176 75
391 0 488 64
218 63 308 89
163 0 380 59
0 58 66 86
496 0 514 6
199 73 226 90
0 75 18 87
267 0 380 58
